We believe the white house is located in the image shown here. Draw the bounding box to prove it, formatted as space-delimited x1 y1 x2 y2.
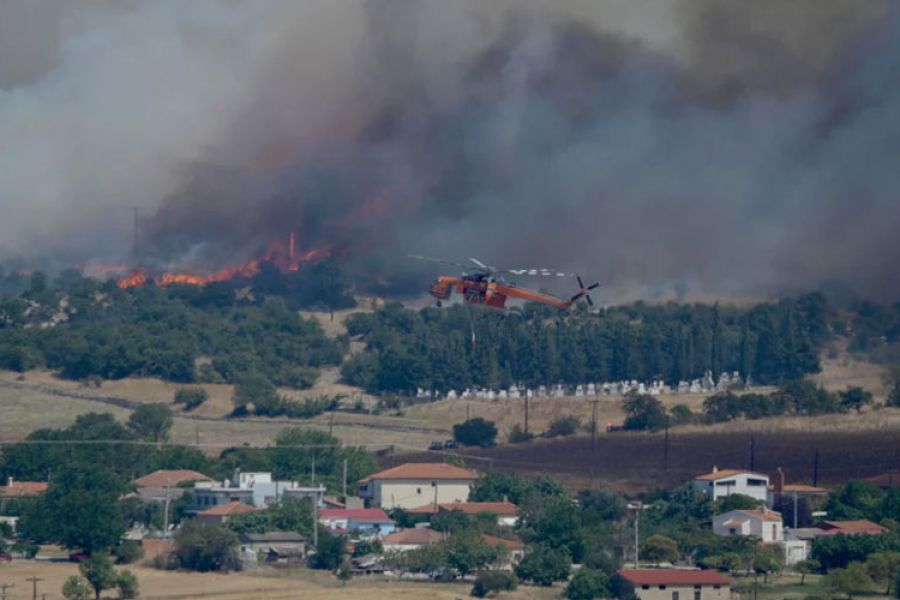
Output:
357 463 479 510
193 471 325 510
713 509 783 543
382 527 445 552
694 467 769 503
318 508 396 536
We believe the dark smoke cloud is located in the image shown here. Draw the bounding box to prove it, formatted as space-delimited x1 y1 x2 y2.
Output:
2 0 899 300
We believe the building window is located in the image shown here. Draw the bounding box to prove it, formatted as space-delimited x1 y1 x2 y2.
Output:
747 478 767 486
694 591 701 600
672 591 679 600
642 585 650 590
729 528 736 535
713 585 721 590
660 585 667 590
417 488 422 494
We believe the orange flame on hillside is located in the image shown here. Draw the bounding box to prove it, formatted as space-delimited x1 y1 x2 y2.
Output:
117 234 330 289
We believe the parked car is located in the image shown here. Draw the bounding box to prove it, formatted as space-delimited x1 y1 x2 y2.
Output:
443 440 459 449
429 441 445 451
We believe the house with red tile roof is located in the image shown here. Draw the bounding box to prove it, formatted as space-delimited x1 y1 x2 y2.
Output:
693 467 769 503
408 501 520 526
0 478 48 498
318 508 396 536
767 467 828 507
818 520 887 536
382 527 445 551
195 501 259 526
864 472 900 489
130 470 214 503
358 463 479 510
617 569 732 600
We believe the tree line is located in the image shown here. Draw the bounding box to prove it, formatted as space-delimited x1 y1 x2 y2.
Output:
342 294 830 394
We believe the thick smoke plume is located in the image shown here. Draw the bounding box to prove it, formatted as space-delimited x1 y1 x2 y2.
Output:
1 0 899 300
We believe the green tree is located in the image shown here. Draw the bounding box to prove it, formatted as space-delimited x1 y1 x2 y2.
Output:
309 528 345 570
825 480 885 520
884 365 900 408
866 551 900 594
622 394 667 431
515 544 571 586
752 548 783 583
113 540 144 565
232 373 278 414
714 494 761 513
642 534 679 566
62 576 92 600
116 569 139 600
840 387 874 413
444 531 505 576
795 559 821 585
127 403 173 442
453 418 498 448
827 562 874 600
565 568 610 599
174 521 239 572
79 554 117 600
545 416 580 438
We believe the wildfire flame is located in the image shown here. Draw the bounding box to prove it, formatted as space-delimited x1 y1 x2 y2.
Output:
117 234 330 289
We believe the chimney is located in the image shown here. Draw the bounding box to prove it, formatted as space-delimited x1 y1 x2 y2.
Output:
775 467 785 494
6 476 12 487
712 465 718 473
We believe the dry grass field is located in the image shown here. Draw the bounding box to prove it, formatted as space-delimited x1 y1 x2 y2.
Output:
0 338 892 452
0 560 560 600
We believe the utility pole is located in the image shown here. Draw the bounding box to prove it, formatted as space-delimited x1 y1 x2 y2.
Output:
793 491 799 529
591 400 599 453
0 583 13 600
312 450 319 549
663 417 670 470
342 458 348 501
162 478 171 539
26 576 43 600
813 449 819 487
466 403 470 421
634 502 642 569
749 434 755 471
524 395 529 435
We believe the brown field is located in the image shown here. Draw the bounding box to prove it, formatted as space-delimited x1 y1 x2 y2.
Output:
0 560 560 600
402 428 900 494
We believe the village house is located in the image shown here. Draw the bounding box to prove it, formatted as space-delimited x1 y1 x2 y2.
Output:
192 471 325 510
693 467 769 503
713 509 783 543
239 531 306 566
481 534 525 567
407 501 520 526
0 478 47 499
357 463 479 510
766 467 827 508
817 520 888 536
318 508 396 536
382 527 445 552
130 469 213 503
195 501 258 526
617 569 732 600
864 472 900 489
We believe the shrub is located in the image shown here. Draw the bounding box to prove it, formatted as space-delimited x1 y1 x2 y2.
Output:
515 544 571 586
508 424 534 444
545 416 580 438
114 540 144 565
565 568 610 599
174 387 208 411
472 570 517 597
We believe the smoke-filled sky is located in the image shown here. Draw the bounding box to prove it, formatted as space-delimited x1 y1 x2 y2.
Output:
2 0 899 300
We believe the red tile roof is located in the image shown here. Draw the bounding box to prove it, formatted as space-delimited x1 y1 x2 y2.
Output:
481 534 524 550
819 520 887 536
133 470 212 488
383 528 445 546
318 508 393 523
865 473 900 488
695 469 767 481
408 501 519 516
359 463 478 483
735 509 782 523
0 481 48 497
618 569 732 586
197 501 258 517
770 484 828 494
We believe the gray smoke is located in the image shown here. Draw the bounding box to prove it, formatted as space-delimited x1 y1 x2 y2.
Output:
1 0 899 300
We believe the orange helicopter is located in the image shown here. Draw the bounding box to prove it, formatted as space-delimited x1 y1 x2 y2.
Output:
410 255 599 311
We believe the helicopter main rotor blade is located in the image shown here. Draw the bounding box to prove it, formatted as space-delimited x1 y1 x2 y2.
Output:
508 268 573 277
408 254 470 270
468 257 495 273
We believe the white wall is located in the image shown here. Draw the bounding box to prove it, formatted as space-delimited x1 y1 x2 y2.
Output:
374 480 472 509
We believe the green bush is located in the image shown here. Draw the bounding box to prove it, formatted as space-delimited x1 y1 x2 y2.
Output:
545 416 580 438
472 570 516 597
454 418 498 448
565 569 610 599
174 387 208 411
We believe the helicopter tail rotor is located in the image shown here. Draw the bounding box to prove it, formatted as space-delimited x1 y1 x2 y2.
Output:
569 275 600 307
